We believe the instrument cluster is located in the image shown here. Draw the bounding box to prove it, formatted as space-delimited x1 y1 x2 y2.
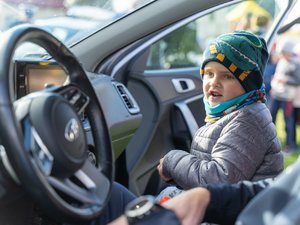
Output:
14 59 68 99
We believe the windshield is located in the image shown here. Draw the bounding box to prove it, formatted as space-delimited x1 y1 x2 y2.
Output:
0 0 154 46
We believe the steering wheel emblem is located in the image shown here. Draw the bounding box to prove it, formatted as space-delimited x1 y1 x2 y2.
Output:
65 118 80 142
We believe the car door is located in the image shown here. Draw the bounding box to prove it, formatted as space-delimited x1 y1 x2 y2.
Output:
96 0 295 195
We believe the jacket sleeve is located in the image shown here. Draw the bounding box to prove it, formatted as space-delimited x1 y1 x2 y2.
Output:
203 178 273 225
162 107 281 189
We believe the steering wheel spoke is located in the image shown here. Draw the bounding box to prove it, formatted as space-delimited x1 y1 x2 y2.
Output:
48 160 110 207
47 176 102 206
30 125 54 176
77 160 110 190
19 107 54 175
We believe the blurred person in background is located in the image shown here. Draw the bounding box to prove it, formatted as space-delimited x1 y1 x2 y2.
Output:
251 15 270 36
264 43 278 108
269 39 300 153
292 43 300 147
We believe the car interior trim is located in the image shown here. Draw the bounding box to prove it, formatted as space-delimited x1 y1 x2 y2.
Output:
31 126 54 176
174 94 203 137
172 78 196 93
74 169 96 189
0 145 20 184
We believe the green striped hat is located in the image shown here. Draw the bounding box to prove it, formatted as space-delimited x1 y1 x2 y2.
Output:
200 30 269 92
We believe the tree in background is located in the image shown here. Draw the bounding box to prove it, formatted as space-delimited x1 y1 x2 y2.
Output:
148 22 201 69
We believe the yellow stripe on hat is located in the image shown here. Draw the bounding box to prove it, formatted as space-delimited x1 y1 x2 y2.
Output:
216 53 225 62
209 45 217 54
229 63 237 73
239 70 251 81
200 69 204 75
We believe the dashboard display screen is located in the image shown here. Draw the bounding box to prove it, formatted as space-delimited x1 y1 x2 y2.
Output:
27 67 67 92
15 60 68 98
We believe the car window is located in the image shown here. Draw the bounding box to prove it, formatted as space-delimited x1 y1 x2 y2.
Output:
0 0 155 45
146 0 288 70
0 0 156 58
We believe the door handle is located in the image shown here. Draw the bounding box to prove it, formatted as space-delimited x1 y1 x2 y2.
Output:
172 78 195 93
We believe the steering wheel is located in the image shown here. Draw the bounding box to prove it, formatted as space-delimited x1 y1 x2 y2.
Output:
0 25 113 222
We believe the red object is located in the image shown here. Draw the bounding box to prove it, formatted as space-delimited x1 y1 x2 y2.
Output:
159 196 171 204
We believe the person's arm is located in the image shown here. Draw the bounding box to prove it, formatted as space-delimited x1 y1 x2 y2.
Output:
108 187 210 225
163 178 272 225
108 216 128 225
108 178 272 225
203 178 272 224
163 187 210 225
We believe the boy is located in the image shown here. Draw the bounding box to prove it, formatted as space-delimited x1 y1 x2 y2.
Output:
156 31 283 199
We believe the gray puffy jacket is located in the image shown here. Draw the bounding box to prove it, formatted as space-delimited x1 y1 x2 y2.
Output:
162 102 283 189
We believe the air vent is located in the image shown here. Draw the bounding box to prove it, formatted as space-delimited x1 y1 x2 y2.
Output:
114 83 140 114
122 94 133 109
116 85 126 95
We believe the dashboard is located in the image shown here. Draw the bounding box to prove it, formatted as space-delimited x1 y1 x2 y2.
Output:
14 58 142 160
14 59 68 99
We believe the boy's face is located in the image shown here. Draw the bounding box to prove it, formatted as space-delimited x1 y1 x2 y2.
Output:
203 61 246 106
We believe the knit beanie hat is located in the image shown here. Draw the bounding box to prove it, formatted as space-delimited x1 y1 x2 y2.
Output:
200 30 269 92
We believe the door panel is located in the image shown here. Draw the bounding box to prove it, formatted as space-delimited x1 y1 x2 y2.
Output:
125 62 204 195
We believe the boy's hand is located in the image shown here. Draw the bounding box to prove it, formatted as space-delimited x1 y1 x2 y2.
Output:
157 157 172 182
